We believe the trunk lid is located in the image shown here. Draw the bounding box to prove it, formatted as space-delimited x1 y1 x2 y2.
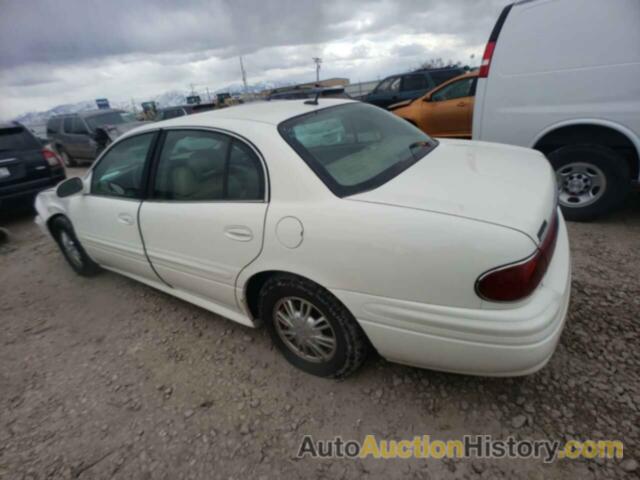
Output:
348 139 557 243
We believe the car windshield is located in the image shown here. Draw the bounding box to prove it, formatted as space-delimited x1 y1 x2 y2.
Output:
0 127 41 151
278 102 436 197
85 112 128 130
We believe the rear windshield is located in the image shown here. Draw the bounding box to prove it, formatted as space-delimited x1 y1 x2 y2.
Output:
85 112 128 130
278 102 436 197
0 127 41 152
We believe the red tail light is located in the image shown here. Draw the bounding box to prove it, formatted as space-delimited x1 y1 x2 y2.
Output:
476 213 559 302
478 41 496 78
42 147 63 168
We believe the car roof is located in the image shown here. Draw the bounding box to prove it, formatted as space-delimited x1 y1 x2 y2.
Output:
139 98 355 130
80 109 124 118
382 67 465 80
49 109 123 119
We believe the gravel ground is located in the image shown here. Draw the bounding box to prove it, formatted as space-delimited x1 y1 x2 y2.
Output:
1 169 639 479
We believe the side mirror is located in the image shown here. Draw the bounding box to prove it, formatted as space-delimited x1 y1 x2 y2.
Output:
56 177 84 198
423 93 433 102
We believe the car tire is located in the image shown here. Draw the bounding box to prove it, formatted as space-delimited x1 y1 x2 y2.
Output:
259 274 370 378
59 148 77 167
50 216 101 276
548 144 630 221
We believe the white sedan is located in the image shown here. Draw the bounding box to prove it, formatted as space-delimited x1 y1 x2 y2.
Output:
35 99 571 378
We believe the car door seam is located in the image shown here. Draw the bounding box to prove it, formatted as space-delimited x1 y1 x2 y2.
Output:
136 201 173 288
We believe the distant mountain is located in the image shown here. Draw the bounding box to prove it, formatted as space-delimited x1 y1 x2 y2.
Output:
13 80 293 126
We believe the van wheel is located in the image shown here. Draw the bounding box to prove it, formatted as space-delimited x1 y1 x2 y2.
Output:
51 216 101 276
259 274 370 378
59 148 77 167
548 144 630 221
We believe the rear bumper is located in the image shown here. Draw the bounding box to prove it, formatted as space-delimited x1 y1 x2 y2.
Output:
0 174 65 203
332 214 572 377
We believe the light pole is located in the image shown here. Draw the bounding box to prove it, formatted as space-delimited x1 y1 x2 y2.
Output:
312 57 322 83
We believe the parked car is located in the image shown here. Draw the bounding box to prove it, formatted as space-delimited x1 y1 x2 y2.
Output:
156 103 217 121
364 67 466 109
268 86 349 101
473 0 640 221
0 122 65 210
389 72 478 138
35 99 570 378
47 109 144 167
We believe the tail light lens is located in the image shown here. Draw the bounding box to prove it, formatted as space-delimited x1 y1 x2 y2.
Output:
476 212 559 302
42 147 63 168
478 41 496 78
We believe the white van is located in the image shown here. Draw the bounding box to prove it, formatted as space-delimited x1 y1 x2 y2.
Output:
472 0 640 220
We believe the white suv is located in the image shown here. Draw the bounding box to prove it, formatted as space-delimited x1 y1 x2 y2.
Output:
472 0 640 220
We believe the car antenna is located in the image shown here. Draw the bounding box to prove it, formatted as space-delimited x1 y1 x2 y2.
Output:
304 91 321 106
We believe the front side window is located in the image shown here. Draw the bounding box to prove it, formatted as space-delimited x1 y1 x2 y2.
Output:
388 77 401 92
46 118 60 134
91 133 154 198
431 78 475 102
152 130 264 201
279 103 436 197
374 77 393 93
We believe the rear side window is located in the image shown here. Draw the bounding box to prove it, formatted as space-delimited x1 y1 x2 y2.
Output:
152 130 264 201
429 70 463 86
402 74 429 91
0 127 41 151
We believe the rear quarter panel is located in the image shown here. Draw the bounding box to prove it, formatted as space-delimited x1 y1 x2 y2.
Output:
239 198 537 310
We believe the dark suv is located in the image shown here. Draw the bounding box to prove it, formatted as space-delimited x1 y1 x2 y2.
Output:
0 122 66 210
47 109 143 166
364 67 466 109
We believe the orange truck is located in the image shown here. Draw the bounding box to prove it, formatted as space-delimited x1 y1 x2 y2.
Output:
389 72 478 139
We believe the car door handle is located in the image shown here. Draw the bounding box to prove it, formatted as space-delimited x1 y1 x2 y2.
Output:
224 226 253 242
456 102 467 107
117 213 134 225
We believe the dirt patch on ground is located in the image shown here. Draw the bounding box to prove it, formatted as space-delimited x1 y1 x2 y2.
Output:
1 179 638 479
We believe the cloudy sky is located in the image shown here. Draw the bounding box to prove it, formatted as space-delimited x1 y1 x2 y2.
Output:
0 0 509 119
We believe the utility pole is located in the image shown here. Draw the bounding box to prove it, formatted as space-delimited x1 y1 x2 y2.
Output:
239 56 248 94
205 87 211 103
312 57 322 83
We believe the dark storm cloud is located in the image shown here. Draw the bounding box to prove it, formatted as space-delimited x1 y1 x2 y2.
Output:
0 0 507 69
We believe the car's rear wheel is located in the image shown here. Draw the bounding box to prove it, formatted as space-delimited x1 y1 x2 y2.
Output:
51 216 101 276
59 148 77 167
548 144 630 221
259 274 369 378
